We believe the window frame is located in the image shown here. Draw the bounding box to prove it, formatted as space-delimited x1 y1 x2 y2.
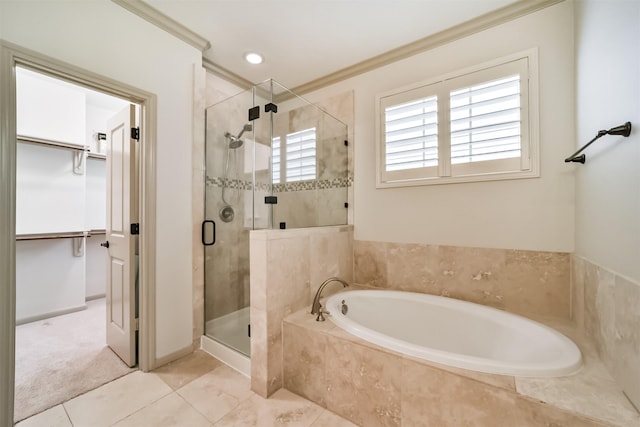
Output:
376 49 539 188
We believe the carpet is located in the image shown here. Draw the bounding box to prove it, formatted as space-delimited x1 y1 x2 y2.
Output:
14 298 136 422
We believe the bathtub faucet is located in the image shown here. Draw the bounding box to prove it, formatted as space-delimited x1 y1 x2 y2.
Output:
311 277 349 321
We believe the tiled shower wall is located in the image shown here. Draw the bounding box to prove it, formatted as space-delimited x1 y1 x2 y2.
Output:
353 240 572 320
571 255 640 409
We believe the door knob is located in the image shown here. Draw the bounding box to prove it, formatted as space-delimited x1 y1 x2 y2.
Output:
100 241 110 248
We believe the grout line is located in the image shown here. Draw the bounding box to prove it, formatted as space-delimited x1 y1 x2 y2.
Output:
61 404 73 427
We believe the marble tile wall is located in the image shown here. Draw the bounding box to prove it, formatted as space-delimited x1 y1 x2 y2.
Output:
353 240 571 319
282 310 616 427
249 225 353 398
571 255 640 410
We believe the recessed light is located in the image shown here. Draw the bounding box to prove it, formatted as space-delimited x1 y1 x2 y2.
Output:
245 52 263 65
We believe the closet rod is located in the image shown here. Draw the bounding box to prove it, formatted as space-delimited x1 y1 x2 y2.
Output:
17 135 89 152
16 231 88 241
87 152 107 160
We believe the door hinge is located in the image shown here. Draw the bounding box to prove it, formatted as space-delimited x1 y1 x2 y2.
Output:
130 223 140 235
131 127 140 141
135 318 139 331
248 106 260 121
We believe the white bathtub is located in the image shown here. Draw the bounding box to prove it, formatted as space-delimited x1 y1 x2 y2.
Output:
325 290 582 377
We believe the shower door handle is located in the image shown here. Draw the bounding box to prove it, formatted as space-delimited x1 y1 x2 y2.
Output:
202 220 216 246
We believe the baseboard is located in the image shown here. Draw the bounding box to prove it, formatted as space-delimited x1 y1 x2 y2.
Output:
153 343 196 370
16 304 87 326
86 293 106 301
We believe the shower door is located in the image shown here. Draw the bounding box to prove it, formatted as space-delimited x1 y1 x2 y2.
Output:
203 88 263 356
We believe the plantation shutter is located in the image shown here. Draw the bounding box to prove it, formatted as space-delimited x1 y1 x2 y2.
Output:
376 53 534 187
384 96 438 172
449 75 521 164
271 136 281 184
286 128 316 182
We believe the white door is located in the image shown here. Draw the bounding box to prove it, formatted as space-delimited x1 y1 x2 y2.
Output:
105 105 137 367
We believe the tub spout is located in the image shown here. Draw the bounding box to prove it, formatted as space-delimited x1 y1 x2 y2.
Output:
311 277 349 321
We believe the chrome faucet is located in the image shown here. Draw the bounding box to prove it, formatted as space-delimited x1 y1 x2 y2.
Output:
311 277 349 321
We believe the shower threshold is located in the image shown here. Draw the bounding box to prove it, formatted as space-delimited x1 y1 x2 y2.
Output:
202 306 251 377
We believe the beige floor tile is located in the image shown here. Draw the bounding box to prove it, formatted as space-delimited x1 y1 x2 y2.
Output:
202 365 253 400
310 410 358 427
63 371 172 427
15 404 72 427
213 389 324 427
111 393 212 427
177 365 253 423
153 350 222 390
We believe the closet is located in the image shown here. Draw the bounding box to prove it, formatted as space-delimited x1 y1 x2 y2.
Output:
15 66 128 324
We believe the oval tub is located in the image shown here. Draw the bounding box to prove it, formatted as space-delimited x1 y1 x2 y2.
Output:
325 290 581 377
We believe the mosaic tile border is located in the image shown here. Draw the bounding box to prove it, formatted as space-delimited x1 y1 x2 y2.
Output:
206 175 352 192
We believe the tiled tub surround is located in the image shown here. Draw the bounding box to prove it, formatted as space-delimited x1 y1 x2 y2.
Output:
250 225 354 398
354 240 571 320
283 308 640 427
571 255 640 410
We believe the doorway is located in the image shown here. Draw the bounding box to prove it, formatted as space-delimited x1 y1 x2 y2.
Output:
13 65 139 422
0 41 157 425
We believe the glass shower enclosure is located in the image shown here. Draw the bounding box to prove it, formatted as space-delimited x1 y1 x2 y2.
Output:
203 80 348 359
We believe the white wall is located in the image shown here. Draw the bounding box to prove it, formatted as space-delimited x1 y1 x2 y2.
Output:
16 143 86 234
15 239 86 323
2 0 201 359
574 0 640 283
304 1 576 253
16 67 86 145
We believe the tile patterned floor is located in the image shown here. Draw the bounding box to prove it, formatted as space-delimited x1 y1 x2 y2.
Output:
15 350 357 427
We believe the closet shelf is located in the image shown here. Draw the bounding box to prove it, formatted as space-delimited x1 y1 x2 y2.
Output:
18 135 89 152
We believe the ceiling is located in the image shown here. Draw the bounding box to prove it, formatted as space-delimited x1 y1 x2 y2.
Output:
142 0 521 90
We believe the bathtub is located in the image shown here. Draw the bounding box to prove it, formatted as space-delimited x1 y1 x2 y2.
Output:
325 290 582 377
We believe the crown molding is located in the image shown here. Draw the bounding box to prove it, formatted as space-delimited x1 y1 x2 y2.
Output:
202 57 253 90
114 0 563 96
111 0 211 52
290 0 563 95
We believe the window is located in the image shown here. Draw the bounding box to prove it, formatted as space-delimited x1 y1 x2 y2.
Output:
377 50 538 187
272 127 317 183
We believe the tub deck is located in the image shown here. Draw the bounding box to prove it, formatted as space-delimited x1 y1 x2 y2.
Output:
283 307 639 427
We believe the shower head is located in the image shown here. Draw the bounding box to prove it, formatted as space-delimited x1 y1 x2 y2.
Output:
224 123 253 149
225 132 243 149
